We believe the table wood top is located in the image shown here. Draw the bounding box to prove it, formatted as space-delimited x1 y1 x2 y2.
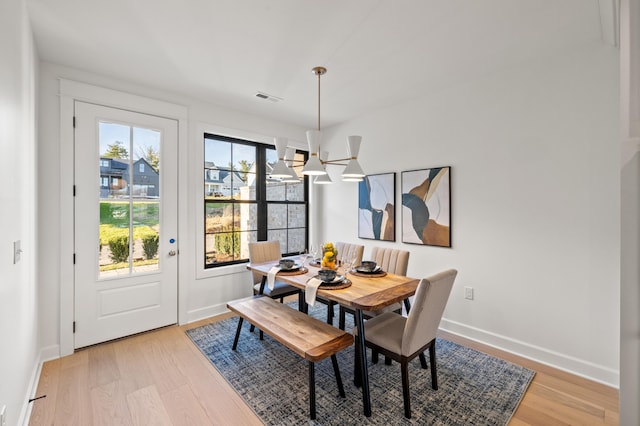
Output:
247 259 420 311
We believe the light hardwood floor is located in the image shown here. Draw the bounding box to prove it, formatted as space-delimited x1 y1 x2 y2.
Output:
29 312 618 425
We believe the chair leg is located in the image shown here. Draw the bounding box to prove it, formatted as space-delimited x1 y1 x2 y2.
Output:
338 306 346 330
372 350 379 364
429 341 438 390
419 352 428 369
385 356 392 365
330 354 345 398
308 361 316 420
232 317 244 350
403 298 412 314
401 359 412 419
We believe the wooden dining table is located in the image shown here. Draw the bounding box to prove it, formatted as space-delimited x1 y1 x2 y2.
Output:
246 257 420 417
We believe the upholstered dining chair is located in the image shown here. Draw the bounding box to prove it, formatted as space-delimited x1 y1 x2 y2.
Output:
249 241 301 303
338 246 410 330
315 241 364 325
353 269 457 418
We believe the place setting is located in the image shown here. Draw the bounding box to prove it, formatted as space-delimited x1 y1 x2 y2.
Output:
349 260 387 278
273 258 308 276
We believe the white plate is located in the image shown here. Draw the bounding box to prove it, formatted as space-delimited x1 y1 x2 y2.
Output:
315 274 346 284
279 262 303 271
355 266 382 274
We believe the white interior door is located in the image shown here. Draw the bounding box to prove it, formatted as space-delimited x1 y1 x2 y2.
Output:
74 101 178 348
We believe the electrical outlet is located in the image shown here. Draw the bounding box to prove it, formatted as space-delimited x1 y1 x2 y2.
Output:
464 286 474 300
0 404 7 426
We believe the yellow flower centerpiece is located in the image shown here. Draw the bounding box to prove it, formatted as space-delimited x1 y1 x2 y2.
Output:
321 242 338 270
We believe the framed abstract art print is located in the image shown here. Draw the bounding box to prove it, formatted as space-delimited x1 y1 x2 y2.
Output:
358 172 396 241
401 167 451 247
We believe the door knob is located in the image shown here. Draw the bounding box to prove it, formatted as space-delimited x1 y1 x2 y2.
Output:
168 250 177 256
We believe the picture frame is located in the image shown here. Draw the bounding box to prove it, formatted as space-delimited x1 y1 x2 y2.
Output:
401 167 451 247
358 172 396 241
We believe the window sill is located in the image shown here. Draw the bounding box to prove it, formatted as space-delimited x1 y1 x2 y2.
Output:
196 262 249 280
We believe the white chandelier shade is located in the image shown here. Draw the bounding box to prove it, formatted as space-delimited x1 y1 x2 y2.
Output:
314 150 333 184
341 135 365 180
301 130 326 176
270 137 296 178
281 147 301 182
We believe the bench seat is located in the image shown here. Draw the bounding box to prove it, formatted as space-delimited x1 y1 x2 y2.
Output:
227 295 353 419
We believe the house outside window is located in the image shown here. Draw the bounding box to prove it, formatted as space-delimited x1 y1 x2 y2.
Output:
204 133 308 268
139 163 145 173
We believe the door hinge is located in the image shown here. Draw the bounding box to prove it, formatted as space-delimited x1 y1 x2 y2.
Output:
73 321 76 333
73 253 76 264
73 116 76 128
73 185 76 196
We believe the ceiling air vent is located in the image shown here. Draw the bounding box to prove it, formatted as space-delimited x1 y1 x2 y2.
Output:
255 91 283 103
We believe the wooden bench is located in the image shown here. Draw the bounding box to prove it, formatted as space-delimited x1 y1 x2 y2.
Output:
227 295 354 420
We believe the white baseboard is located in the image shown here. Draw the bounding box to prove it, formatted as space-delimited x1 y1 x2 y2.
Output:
440 318 619 388
185 303 230 324
39 345 60 363
19 345 61 425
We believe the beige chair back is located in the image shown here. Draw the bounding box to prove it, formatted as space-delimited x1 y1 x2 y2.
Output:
334 242 364 266
401 269 457 356
248 241 281 285
369 247 410 276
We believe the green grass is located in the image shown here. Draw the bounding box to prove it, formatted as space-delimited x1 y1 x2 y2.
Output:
100 201 159 227
100 259 158 272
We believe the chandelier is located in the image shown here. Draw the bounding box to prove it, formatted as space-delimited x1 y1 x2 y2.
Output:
270 66 365 183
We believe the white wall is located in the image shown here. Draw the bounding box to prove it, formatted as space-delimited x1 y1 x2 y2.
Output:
318 43 620 386
0 0 39 424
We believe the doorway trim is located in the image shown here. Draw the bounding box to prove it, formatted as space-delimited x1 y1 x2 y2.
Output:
59 79 188 356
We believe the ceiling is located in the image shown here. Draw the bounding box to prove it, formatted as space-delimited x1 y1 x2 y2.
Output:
26 0 612 129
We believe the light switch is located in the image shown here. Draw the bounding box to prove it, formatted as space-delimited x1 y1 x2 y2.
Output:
13 240 22 264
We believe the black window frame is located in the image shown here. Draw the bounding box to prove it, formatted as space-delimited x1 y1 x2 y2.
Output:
204 133 309 269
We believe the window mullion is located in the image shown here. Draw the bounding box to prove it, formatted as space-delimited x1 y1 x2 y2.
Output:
256 147 268 241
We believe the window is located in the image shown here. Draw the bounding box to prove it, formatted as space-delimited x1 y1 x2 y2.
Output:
100 177 109 187
139 163 145 173
204 133 308 268
100 159 109 168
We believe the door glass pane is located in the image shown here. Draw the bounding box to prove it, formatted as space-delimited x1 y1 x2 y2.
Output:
132 127 160 273
99 121 161 278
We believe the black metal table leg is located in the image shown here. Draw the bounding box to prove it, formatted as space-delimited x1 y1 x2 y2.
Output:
355 308 372 417
232 317 244 350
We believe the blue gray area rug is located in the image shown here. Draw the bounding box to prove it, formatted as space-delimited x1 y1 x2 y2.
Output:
186 303 534 425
